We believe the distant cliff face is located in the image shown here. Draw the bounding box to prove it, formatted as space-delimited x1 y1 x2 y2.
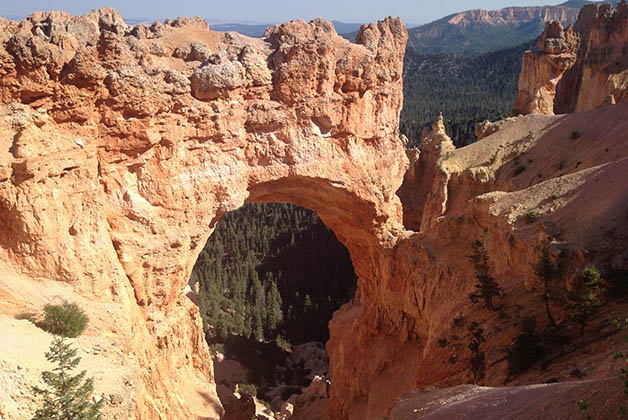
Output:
446 6 579 26
513 1 628 115
408 4 581 55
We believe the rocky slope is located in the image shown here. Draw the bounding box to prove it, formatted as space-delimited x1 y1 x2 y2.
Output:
513 1 628 115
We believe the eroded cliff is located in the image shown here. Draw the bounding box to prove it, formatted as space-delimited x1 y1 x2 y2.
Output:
513 1 628 115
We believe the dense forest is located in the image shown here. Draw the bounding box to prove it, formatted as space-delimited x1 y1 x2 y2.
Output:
400 40 535 147
192 203 356 349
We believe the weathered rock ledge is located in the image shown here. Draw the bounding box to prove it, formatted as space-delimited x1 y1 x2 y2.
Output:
2 7 628 420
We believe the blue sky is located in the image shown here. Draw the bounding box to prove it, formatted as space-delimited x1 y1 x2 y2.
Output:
0 0 569 26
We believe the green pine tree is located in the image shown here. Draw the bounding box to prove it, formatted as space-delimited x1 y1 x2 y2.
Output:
567 267 605 336
32 336 103 420
468 238 502 311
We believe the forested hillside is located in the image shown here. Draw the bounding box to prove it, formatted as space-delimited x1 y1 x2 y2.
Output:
401 40 534 147
193 203 356 349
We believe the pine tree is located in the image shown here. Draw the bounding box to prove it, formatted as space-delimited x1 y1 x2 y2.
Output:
264 278 282 335
468 238 502 311
567 267 605 336
32 336 103 420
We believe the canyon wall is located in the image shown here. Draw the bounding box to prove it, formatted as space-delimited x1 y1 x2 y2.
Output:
447 5 579 26
513 1 628 115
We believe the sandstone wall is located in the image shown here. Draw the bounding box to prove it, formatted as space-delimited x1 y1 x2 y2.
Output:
513 1 628 115
3 7 628 420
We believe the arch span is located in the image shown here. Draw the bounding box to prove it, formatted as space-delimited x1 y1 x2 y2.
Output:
0 10 414 420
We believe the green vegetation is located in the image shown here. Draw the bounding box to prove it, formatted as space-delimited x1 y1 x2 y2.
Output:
570 131 581 140
193 203 356 348
238 383 258 397
31 336 102 420
40 303 89 338
507 317 546 375
526 210 540 222
567 267 605 336
401 41 533 148
468 237 503 311
406 17 547 56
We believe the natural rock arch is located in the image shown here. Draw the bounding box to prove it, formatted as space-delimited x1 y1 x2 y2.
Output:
0 9 416 419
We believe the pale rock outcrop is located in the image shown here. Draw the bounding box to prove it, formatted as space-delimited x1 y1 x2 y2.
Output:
475 116 518 140
514 1 628 115
447 6 579 27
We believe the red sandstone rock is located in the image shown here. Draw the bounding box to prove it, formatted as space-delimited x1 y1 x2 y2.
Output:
0 8 408 420
2 6 628 420
513 1 628 115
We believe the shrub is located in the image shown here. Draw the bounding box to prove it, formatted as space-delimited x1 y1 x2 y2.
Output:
31 336 102 420
570 131 581 140
507 317 546 375
40 303 89 338
535 247 558 327
238 383 257 397
526 210 540 222
468 238 502 311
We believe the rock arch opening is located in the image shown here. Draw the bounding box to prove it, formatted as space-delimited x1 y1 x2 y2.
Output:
190 200 357 413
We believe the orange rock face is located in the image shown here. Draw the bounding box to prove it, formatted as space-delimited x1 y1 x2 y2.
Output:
0 8 409 420
513 1 628 115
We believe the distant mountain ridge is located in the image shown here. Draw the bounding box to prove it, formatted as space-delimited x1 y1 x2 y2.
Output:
407 0 619 55
211 20 363 37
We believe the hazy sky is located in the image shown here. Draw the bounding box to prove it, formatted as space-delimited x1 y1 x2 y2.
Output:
0 0 569 25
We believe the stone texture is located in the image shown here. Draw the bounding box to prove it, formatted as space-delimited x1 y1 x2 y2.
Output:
513 1 628 115
511 21 577 115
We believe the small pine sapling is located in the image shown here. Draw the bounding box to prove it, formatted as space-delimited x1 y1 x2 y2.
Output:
566 267 605 336
31 336 103 420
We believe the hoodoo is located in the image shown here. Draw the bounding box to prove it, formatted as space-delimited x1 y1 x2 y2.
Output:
513 1 628 115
